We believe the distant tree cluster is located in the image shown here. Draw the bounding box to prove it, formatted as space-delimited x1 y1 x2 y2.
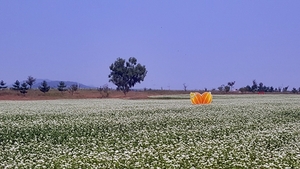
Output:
215 80 299 94
1 76 81 96
8 76 36 96
1 57 149 97
3 57 299 98
238 80 293 93
218 81 235 93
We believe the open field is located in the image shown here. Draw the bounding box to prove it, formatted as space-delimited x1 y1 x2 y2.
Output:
1 94 300 168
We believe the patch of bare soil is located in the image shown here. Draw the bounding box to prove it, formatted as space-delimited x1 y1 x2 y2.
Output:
0 90 189 101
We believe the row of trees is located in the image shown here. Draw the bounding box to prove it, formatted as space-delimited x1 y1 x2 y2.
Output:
6 57 298 95
0 77 79 96
216 80 300 94
1 57 147 96
217 81 236 93
0 76 36 92
238 80 300 93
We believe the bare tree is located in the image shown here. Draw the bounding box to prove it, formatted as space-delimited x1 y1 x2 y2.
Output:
98 84 110 98
68 84 78 95
183 83 187 91
26 76 36 89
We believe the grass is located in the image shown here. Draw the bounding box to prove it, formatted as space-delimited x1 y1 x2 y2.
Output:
0 95 300 168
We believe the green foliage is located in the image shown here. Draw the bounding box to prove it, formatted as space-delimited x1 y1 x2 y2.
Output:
218 85 224 92
12 80 21 91
283 86 289 92
227 81 235 91
245 85 251 92
239 87 246 93
26 76 36 89
39 80 50 93
258 82 264 92
292 88 298 94
0 80 7 90
57 81 67 93
224 85 230 93
19 82 29 96
251 80 258 92
108 57 147 95
239 80 278 93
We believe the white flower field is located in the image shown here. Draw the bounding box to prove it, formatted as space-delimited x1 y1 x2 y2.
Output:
0 94 300 168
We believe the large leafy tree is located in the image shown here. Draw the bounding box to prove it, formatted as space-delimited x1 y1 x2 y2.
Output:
108 57 147 95
39 80 50 94
26 76 36 89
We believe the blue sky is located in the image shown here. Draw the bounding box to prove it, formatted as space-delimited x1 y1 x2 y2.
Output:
1 1 299 90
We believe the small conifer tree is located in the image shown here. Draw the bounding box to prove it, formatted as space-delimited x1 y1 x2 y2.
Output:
12 80 21 91
0 80 7 90
39 80 50 94
57 81 67 94
20 82 29 96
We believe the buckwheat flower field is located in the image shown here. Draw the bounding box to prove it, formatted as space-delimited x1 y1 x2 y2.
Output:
1 94 300 168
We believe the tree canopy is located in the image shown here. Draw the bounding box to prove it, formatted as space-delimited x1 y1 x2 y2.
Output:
108 57 147 95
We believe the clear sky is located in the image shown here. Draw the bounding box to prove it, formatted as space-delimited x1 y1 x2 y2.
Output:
1 1 299 90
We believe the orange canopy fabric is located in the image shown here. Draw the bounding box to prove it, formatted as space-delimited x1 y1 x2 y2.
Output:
190 92 212 104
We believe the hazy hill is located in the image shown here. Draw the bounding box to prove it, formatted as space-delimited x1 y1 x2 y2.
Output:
30 79 96 89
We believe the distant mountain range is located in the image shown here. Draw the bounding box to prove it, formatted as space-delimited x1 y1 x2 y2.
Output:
9 79 96 89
